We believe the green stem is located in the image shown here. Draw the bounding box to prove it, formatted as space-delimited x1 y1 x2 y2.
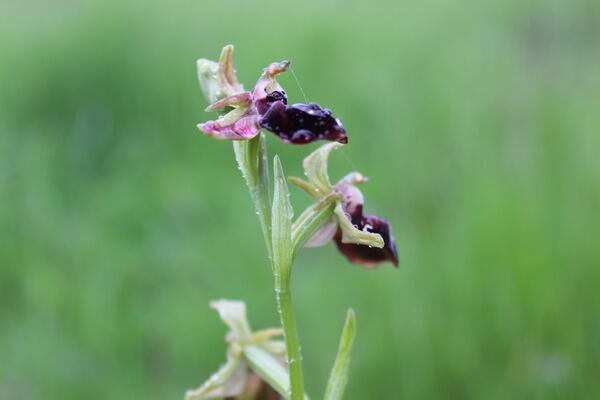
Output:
272 155 305 400
237 141 307 399
276 277 305 400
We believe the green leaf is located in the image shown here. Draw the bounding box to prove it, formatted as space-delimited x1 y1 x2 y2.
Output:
323 309 357 400
271 155 293 281
234 134 272 256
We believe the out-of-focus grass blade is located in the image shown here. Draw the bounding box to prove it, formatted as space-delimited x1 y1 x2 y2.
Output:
323 309 356 400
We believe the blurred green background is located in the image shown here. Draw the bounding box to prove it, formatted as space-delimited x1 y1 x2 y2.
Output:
1 0 599 399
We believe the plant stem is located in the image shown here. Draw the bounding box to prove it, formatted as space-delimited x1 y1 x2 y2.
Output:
237 146 306 399
276 277 305 400
272 155 305 400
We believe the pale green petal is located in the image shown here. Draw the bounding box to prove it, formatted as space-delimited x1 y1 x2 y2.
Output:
261 340 287 356
250 328 284 344
334 204 384 248
288 176 321 199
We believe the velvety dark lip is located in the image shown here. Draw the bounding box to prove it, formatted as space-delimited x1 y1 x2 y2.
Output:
259 101 348 145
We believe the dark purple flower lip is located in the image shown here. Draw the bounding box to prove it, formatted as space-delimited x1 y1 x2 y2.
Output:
259 100 348 145
334 215 399 268
334 181 398 268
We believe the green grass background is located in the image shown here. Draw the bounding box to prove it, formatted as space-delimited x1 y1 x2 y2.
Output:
1 0 599 398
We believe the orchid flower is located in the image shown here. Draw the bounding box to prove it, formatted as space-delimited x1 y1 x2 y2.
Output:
196 45 347 144
185 300 286 400
191 46 396 400
289 143 399 268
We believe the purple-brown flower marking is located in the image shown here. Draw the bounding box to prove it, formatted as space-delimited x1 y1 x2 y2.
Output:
260 102 348 144
197 46 347 144
333 183 398 268
334 217 397 267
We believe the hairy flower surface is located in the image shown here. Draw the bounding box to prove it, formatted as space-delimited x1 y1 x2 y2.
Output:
290 143 398 268
197 45 347 144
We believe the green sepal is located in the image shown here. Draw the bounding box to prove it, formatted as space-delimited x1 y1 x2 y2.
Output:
196 58 222 103
302 142 343 193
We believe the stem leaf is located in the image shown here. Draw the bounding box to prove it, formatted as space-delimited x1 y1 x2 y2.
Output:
234 134 272 257
271 155 293 281
323 309 357 400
